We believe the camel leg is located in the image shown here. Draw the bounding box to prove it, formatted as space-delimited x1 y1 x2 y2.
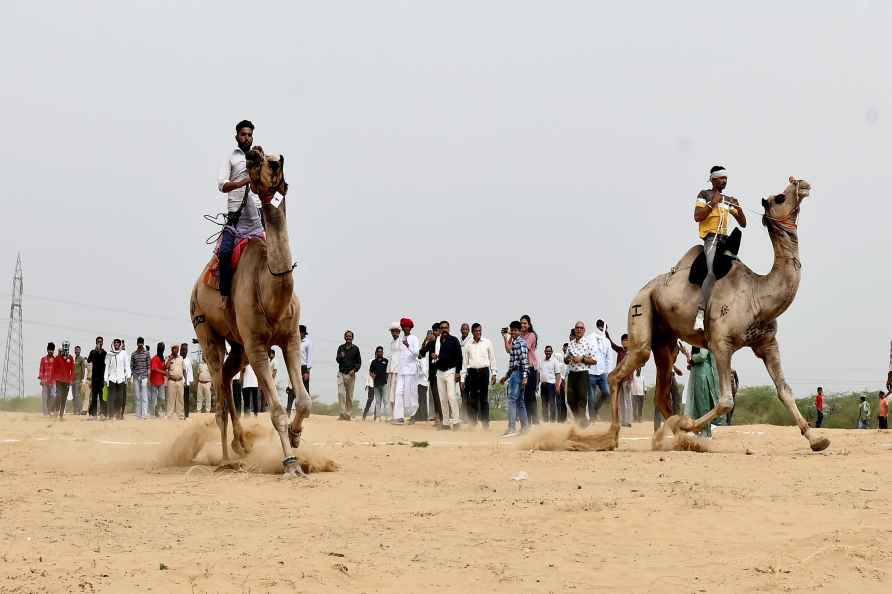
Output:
201 337 231 462
584 287 654 450
222 343 251 457
652 339 678 422
245 343 304 477
753 338 830 452
283 335 311 450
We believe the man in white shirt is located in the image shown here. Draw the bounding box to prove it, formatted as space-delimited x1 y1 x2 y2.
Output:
539 345 562 423
458 322 471 419
216 119 264 306
180 342 194 418
587 319 612 422
392 318 421 423
104 338 131 420
386 322 401 415
461 323 498 429
631 368 646 423
566 322 597 427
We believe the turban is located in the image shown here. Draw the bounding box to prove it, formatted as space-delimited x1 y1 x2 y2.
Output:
389 321 400 330
400 318 414 329
709 168 728 180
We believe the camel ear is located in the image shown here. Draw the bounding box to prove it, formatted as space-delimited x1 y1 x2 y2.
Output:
279 154 284 166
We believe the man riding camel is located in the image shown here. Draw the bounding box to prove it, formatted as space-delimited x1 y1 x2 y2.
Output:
217 119 264 308
692 165 747 330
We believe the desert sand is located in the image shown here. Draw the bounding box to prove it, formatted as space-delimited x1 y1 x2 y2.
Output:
1 411 890 594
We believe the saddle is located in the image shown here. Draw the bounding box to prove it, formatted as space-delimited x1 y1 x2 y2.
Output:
202 236 265 290
688 227 742 286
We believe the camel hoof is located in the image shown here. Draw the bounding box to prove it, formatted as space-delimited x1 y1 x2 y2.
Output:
810 436 830 452
215 461 245 473
282 456 307 479
288 426 301 449
231 432 252 457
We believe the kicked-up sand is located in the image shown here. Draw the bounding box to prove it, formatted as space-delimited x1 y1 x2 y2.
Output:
0 411 890 593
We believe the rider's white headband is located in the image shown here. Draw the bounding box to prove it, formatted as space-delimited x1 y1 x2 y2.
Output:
709 169 728 180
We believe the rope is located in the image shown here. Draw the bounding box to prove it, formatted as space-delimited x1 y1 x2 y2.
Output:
203 213 228 245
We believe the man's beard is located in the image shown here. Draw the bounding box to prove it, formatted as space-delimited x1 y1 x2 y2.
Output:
238 141 252 152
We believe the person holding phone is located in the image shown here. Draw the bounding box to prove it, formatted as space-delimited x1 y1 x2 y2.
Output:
692 165 747 330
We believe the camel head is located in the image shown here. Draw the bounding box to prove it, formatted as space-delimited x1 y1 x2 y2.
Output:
246 148 288 203
761 176 810 235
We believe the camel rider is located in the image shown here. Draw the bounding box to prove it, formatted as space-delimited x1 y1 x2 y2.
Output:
216 119 264 307
692 165 747 330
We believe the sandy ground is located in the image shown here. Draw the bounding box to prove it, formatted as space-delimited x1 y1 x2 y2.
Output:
0 411 890 594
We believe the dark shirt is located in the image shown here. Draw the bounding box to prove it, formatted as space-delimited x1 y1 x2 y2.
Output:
435 334 463 374
369 358 389 387
87 348 107 385
336 343 361 374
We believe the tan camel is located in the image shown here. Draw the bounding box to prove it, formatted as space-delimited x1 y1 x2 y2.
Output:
190 148 312 477
585 176 830 453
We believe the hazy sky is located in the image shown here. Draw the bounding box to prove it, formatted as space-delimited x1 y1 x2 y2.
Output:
1 1 890 401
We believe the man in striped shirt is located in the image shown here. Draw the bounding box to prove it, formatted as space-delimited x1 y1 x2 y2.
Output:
130 337 151 419
499 321 529 437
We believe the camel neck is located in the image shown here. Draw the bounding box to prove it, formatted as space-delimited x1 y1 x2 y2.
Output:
757 225 801 318
260 201 295 306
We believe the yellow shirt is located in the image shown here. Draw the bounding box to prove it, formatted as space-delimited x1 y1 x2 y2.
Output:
696 190 739 240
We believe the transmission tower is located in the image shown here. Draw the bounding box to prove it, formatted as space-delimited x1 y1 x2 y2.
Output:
1 254 25 399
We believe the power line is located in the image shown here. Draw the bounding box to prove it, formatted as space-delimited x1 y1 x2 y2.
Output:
20 293 183 322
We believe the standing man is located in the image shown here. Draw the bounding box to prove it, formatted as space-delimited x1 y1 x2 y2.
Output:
418 323 443 425
149 343 166 417
53 341 75 418
434 321 464 430
180 342 194 418
556 342 570 423
336 330 361 420
366 346 389 422
393 318 420 425
416 354 429 422
72 345 86 415
38 343 56 416
693 165 747 330
165 344 186 419
130 337 151 419
539 345 561 423
216 119 264 308
565 322 597 427
877 391 888 430
385 323 401 417
457 322 471 419
105 338 130 420
87 337 107 418
196 358 213 413
814 387 825 428
857 395 871 429
461 323 498 429
587 319 611 421
631 369 646 423
499 321 529 437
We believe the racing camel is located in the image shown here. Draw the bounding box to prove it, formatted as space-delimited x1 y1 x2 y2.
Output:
190 148 311 476
585 177 830 453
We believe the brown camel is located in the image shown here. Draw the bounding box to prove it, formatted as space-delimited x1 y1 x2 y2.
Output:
585 176 830 453
190 148 312 477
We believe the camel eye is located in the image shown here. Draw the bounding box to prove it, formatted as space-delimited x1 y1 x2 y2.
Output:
774 194 786 204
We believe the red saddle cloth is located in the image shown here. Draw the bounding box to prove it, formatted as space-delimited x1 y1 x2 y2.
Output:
203 236 265 290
